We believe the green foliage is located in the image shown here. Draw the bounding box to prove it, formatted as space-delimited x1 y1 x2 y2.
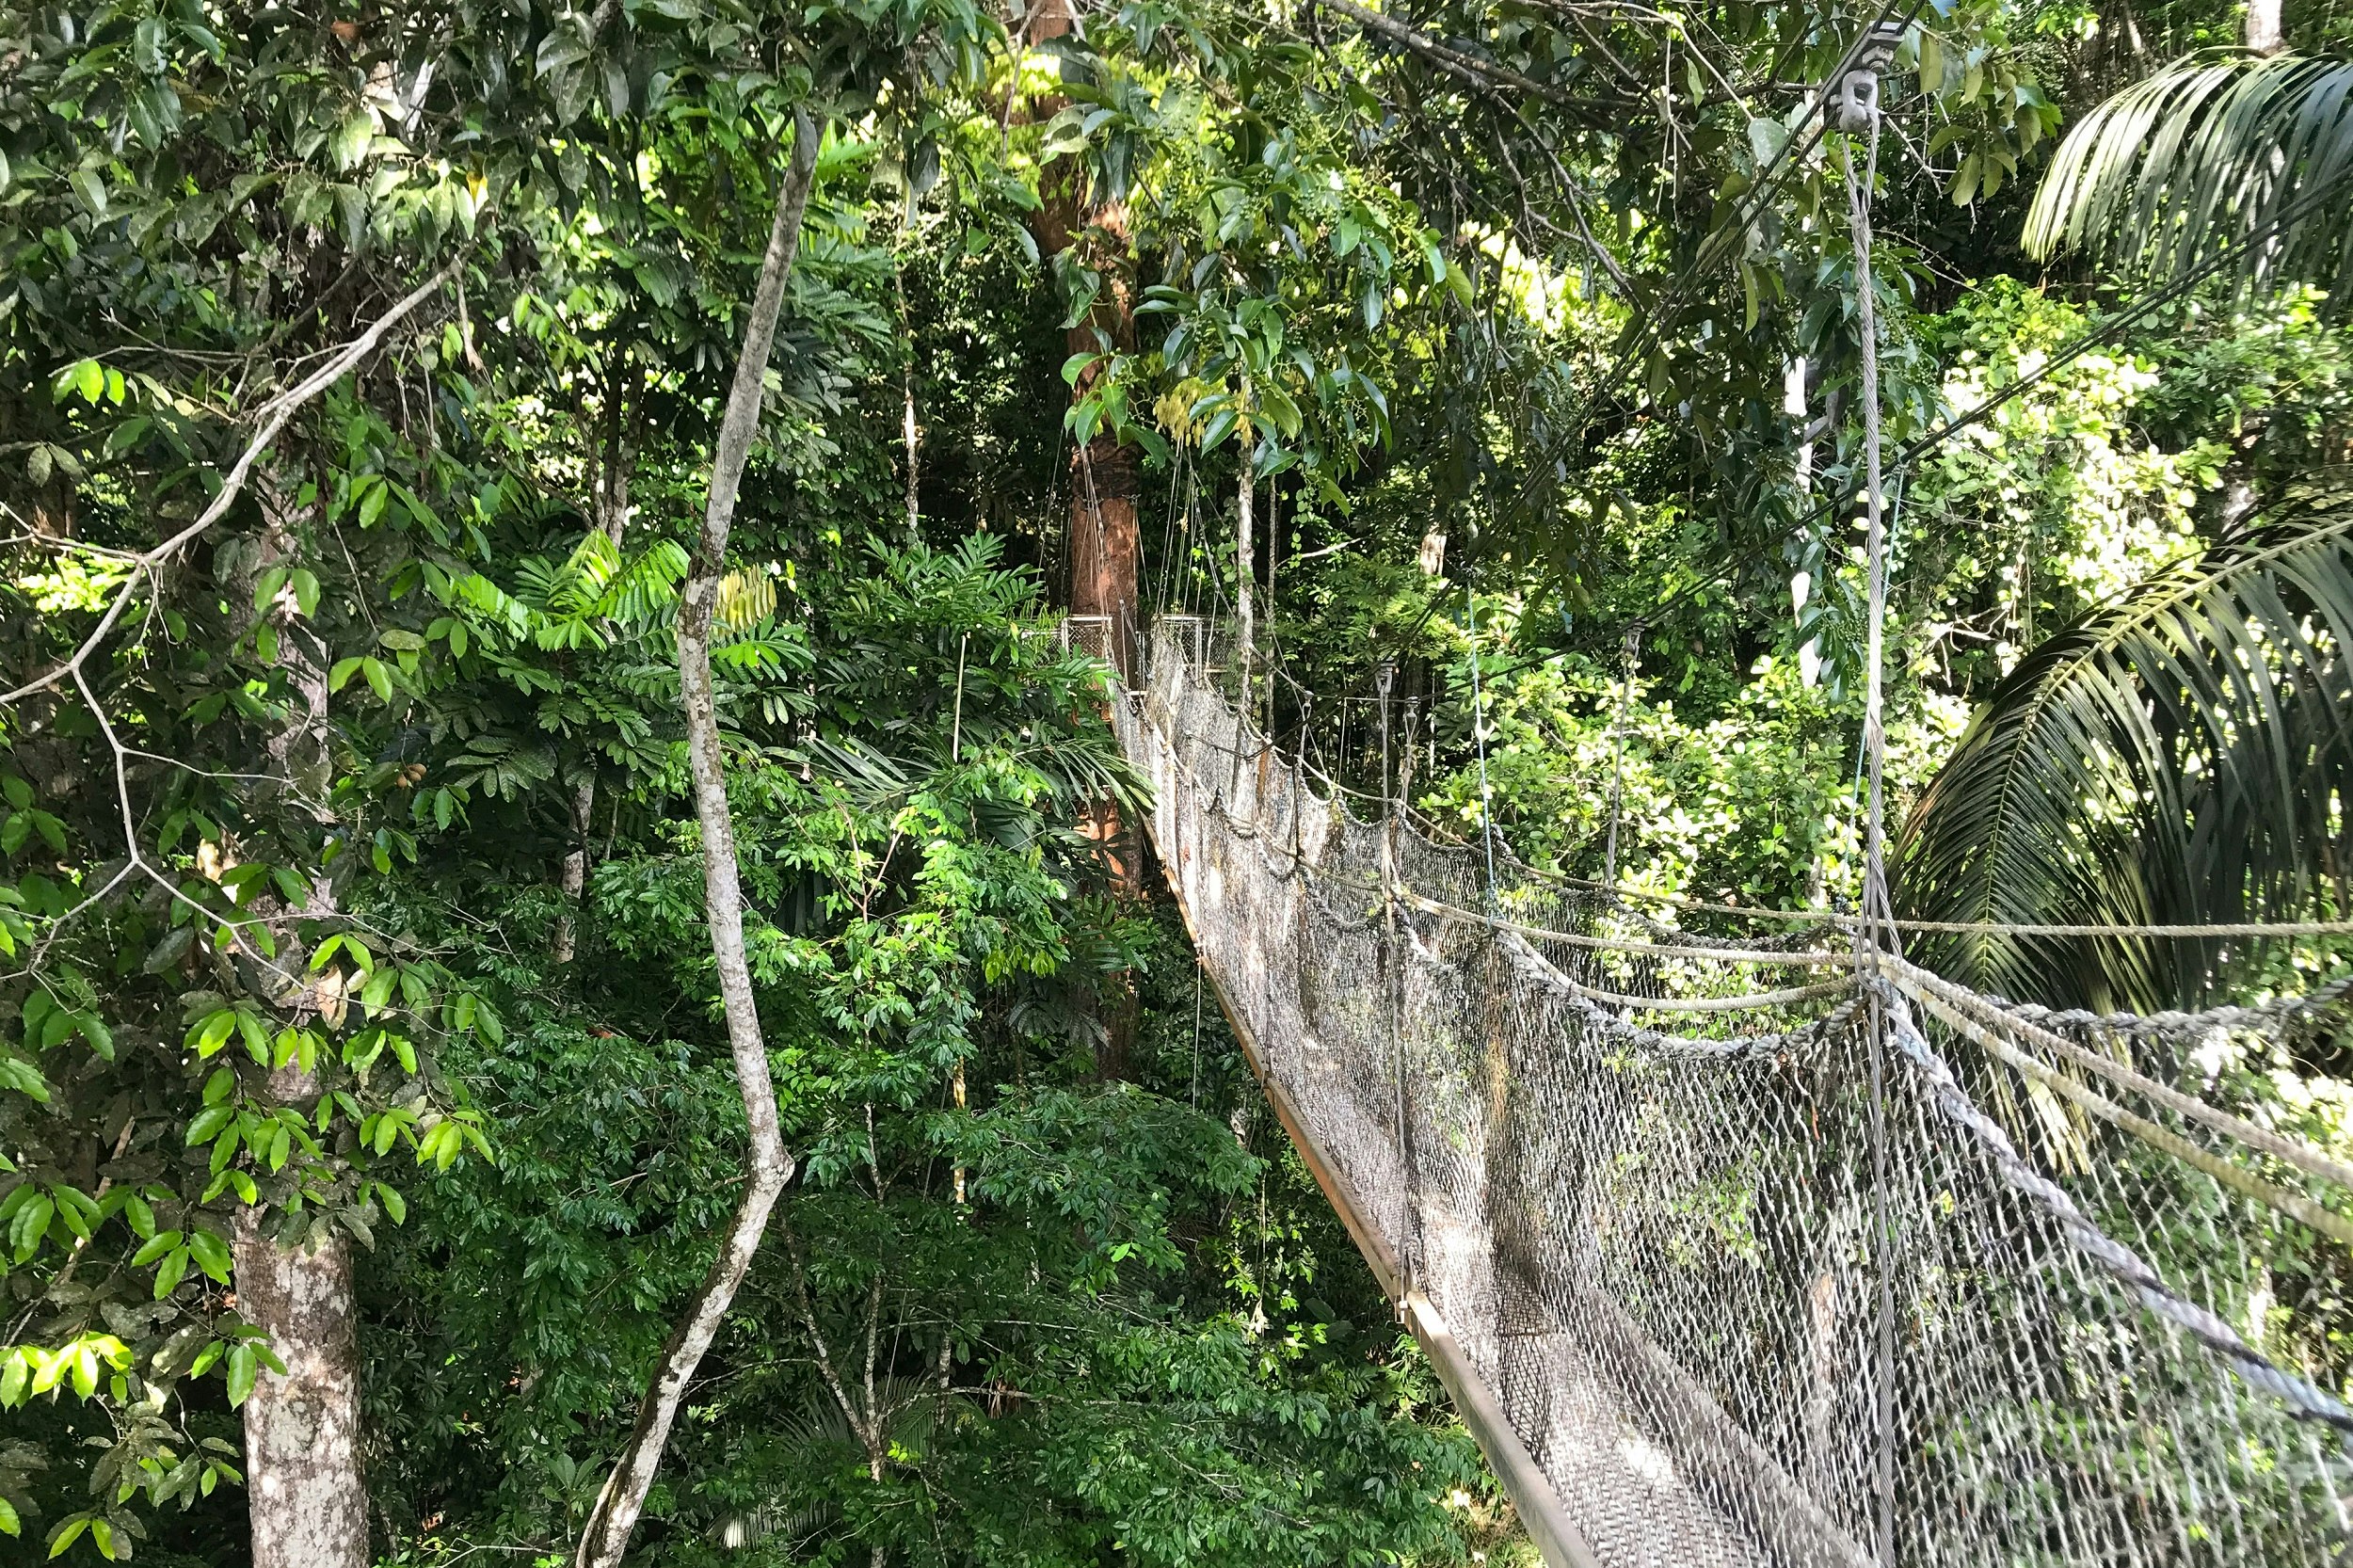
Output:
1910 277 2227 683
346 542 1490 1563
14 0 2353 1557
1897 505 2353 1009
1420 598 1965 912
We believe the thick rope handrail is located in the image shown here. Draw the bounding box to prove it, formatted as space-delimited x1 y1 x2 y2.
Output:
1213 774 1852 989
1419 919 1861 1060
1991 974 2353 1036
1559 974 1854 1014
1535 874 1853 922
1510 861 2353 937
1402 888 1852 968
1877 982 2353 1434
1902 981 2353 1248
1886 915 2353 937
1214 779 1854 1015
1481 840 1841 953
1884 953 2353 1192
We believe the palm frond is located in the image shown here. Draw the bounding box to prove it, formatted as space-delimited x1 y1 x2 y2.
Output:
2023 52 2353 304
447 568 531 638
1893 508 2353 1009
808 735 916 808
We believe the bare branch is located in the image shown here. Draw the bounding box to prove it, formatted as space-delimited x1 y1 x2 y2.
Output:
0 255 465 709
8 662 308 988
1311 0 1619 114
787 1228 862 1424
571 106 823 1568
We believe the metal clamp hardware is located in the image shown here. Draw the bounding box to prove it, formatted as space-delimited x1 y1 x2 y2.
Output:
1838 19 1906 129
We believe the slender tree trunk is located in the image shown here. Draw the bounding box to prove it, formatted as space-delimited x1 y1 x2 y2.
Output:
903 366 920 542
784 1227 895 1565
952 1057 968 1206
897 255 921 545
557 365 636 964
1785 357 1826 691
572 107 821 1568
2247 0 2284 53
1784 357 1814 495
552 776 595 966
182 273 461 1567
860 1266 887 1566
238 486 368 1568
598 360 636 547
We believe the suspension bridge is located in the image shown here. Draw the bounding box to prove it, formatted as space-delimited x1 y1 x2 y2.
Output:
1092 616 2353 1568
1042 30 2353 1561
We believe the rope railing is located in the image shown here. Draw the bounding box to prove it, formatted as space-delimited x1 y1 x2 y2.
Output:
1882 952 2353 1192
1401 889 1853 968
1495 860 2353 938
1869 982 2353 1434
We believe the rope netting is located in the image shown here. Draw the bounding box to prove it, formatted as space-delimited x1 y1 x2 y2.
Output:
1116 620 2353 1568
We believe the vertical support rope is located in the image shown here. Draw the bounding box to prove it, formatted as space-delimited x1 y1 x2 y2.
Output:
1843 41 1899 954
1294 691 1313 860
1237 375 1257 727
1388 684 1423 1292
1601 622 1645 890
1378 662 1397 821
1268 475 1280 738
1466 581 1499 904
1840 72 1898 1568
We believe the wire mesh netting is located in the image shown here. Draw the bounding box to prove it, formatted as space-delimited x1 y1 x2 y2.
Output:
1115 620 2353 1567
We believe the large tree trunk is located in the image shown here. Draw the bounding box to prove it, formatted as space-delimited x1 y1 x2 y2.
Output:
572 106 821 1568
1068 437 1140 673
18 280 461 1568
1027 0 1144 1075
1027 0 1139 675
